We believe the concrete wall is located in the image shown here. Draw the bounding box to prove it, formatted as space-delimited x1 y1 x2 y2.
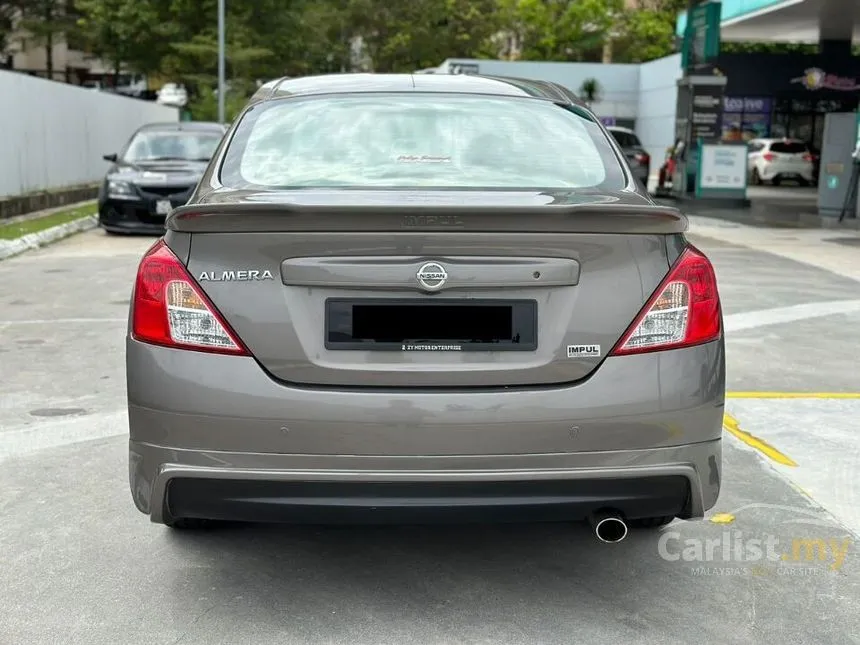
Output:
438 59 641 122
0 70 179 199
636 53 682 174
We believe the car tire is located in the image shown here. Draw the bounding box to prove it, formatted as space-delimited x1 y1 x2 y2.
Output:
630 516 675 529
772 176 782 186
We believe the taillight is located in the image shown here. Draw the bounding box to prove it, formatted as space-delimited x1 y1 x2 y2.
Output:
131 240 249 355
635 152 650 166
610 245 721 356
762 153 776 162
803 153 814 162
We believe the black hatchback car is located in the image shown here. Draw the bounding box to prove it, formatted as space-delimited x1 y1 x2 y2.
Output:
98 121 227 234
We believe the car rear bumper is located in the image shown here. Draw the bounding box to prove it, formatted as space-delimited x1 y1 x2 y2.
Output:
759 163 814 181
127 338 725 525
132 439 721 525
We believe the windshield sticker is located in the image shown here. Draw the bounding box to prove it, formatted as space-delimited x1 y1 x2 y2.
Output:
395 154 452 164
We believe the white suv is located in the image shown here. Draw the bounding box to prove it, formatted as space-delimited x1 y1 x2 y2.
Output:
747 138 814 186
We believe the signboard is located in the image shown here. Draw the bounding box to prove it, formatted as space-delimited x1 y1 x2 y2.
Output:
682 2 721 71
696 142 748 198
790 68 860 92
723 97 772 113
691 84 724 143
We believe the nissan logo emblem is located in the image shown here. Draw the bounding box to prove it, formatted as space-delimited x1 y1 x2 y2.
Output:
416 262 448 291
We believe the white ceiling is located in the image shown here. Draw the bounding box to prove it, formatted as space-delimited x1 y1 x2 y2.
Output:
720 0 860 43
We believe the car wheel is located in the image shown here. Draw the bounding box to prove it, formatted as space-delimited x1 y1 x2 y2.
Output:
630 516 675 529
772 176 782 186
751 168 762 185
799 178 811 187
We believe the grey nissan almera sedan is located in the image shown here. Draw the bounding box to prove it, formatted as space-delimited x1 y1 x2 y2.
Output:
127 73 725 541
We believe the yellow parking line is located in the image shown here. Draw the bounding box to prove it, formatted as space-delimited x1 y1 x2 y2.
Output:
723 413 798 468
727 392 860 399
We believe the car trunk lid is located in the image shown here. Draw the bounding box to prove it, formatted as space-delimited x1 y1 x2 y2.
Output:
174 189 682 388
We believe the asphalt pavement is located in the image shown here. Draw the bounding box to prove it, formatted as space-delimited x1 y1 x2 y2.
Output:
1 220 859 645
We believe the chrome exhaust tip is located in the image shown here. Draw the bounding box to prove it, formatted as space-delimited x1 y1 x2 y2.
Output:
590 510 629 543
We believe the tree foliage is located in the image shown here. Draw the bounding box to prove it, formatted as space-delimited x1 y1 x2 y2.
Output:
578 77 601 104
75 0 160 74
13 0 78 76
10 0 848 110
500 0 623 62
57 0 694 87
2 0 695 82
0 2 21 62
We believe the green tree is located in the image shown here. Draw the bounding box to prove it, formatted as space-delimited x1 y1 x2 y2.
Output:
578 77 601 105
600 0 686 64
1 1 21 63
15 0 79 78
721 42 817 55
74 0 162 77
499 0 623 63
345 0 503 72
611 8 678 63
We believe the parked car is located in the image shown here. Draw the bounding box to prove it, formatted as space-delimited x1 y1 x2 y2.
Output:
605 126 650 188
126 74 725 540
98 121 227 234
156 82 188 108
747 138 815 186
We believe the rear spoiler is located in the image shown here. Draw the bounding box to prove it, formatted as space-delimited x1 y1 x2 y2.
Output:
167 203 688 235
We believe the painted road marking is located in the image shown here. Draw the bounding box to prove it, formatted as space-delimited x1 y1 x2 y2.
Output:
723 412 798 468
710 513 735 524
0 317 126 326
0 410 127 461
728 392 860 399
724 299 860 333
726 399 860 537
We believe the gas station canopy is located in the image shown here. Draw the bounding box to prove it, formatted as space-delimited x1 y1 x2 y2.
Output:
676 0 860 43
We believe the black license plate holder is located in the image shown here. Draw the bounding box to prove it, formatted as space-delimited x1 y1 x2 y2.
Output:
325 298 537 351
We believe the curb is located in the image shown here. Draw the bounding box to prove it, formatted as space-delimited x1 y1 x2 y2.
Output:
0 215 98 261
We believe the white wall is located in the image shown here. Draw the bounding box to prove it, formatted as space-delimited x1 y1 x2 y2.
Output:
0 70 179 199
636 54 682 176
438 59 641 122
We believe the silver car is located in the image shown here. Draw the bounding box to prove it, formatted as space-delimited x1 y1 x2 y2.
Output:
606 126 651 189
127 73 725 542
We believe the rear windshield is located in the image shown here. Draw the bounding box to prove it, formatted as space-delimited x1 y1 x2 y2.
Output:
124 131 222 162
609 130 641 148
770 142 808 154
220 94 626 190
